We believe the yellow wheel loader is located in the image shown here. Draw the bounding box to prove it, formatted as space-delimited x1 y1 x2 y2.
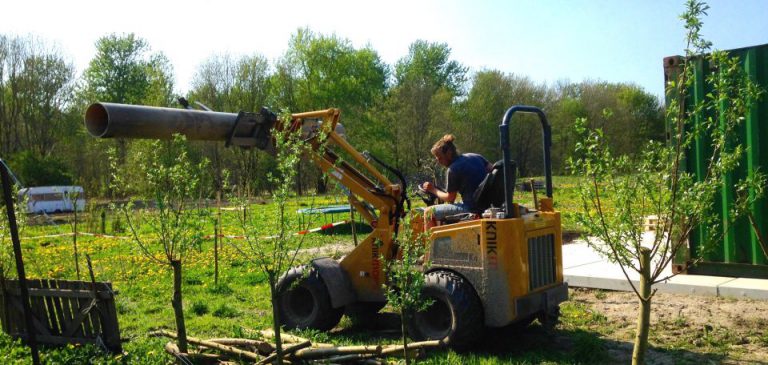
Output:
85 102 567 349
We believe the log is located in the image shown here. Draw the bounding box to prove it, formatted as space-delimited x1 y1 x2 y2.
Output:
380 340 442 356
152 330 262 361
257 340 311 365
258 329 334 348
292 345 382 360
208 338 275 355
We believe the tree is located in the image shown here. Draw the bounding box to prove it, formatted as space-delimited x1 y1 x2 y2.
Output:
79 33 175 196
569 2 764 364
228 111 322 364
111 135 208 354
188 53 273 196
0 35 75 158
81 33 173 106
463 70 554 176
386 40 467 177
277 28 388 192
383 212 432 365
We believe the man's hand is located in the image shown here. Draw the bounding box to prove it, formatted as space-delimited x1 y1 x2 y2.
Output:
421 181 436 194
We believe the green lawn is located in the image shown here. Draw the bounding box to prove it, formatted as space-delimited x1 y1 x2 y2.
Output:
0 179 603 364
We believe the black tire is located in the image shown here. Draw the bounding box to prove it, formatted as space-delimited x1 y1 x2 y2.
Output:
407 271 484 349
276 266 343 331
537 305 561 329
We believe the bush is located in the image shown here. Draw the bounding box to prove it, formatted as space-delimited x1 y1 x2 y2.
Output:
190 302 209 316
212 303 239 318
9 150 73 186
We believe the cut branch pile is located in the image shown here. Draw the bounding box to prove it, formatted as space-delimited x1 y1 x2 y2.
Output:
151 329 443 364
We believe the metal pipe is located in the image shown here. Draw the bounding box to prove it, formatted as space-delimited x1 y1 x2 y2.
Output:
85 102 240 140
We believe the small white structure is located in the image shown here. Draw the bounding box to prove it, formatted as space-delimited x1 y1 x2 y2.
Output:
17 186 85 214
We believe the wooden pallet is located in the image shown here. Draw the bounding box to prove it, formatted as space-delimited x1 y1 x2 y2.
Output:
0 278 121 353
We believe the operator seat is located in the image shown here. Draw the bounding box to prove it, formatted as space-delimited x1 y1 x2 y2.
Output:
472 159 512 214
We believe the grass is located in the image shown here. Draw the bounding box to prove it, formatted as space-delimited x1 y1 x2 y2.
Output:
0 178 712 364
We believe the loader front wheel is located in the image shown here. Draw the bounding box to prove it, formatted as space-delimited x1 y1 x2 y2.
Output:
407 271 483 349
277 267 343 331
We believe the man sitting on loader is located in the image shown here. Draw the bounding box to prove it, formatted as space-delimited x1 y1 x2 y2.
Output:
420 134 492 229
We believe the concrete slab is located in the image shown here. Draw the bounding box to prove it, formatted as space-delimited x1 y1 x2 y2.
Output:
561 239 768 301
562 241 605 268
657 274 735 297
718 278 768 300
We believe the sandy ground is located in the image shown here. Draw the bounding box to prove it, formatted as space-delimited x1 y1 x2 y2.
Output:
568 288 768 364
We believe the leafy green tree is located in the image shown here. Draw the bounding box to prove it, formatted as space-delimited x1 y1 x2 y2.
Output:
386 40 467 177
569 2 764 364
394 40 467 97
463 70 554 176
111 135 208 354
277 28 388 193
81 33 173 106
188 53 274 196
228 111 321 364
8 150 72 186
0 35 75 158
383 212 432 365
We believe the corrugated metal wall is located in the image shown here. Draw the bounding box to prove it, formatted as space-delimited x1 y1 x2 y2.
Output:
664 43 768 279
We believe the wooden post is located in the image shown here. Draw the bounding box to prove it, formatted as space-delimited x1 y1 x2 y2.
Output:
0 160 40 365
72 193 80 281
215 191 221 286
100 209 106 234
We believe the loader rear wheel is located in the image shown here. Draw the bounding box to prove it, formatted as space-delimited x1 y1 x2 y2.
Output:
407 271 483 349
277 267 343 331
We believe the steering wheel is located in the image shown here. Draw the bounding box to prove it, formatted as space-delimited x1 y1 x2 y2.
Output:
415 187 438 206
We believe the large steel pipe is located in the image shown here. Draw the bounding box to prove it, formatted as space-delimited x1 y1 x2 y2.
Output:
85 102 239 140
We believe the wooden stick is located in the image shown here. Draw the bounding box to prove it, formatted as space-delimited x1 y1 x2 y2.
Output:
293 345 382 360
380 340 442 356
152 330 262 361
259 329 334 348
258 340 311 365
208 338 275 355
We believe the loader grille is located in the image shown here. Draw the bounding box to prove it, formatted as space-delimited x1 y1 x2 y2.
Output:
528 234 556 291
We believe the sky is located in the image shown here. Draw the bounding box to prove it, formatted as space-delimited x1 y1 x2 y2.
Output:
1 0 766 100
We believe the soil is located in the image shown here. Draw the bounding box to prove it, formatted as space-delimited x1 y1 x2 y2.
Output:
568 288 768 364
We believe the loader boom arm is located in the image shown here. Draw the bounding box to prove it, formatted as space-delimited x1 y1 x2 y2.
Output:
85 103 402 301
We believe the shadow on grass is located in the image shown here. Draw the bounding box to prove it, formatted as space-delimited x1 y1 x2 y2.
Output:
325 312 729 364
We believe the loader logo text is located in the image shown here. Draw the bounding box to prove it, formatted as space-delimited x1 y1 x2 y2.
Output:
486 222 498 269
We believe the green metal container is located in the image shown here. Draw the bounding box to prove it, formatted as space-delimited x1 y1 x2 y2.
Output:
664 43 768 279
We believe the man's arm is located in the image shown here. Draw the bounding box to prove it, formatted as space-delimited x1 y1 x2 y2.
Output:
421 182 457 203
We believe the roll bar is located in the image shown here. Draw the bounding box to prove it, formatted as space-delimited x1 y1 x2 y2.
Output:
499 105 553 218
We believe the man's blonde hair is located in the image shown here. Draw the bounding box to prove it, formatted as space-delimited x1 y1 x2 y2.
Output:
431 134 457 157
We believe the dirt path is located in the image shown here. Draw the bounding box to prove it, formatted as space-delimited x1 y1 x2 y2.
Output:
569 288 768 364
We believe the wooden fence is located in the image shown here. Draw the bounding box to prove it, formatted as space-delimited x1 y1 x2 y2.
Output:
0 278 121 353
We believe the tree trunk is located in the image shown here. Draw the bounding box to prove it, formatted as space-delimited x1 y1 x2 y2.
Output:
401 307 410 365
170 260 188 353
632 248 652 365
270 279 284 364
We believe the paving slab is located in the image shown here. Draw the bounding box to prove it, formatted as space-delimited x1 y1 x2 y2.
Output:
718 278 768 300
561 240 768 301
657 274 735 297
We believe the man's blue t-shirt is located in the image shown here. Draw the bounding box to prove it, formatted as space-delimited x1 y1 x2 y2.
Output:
445 153 489 211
